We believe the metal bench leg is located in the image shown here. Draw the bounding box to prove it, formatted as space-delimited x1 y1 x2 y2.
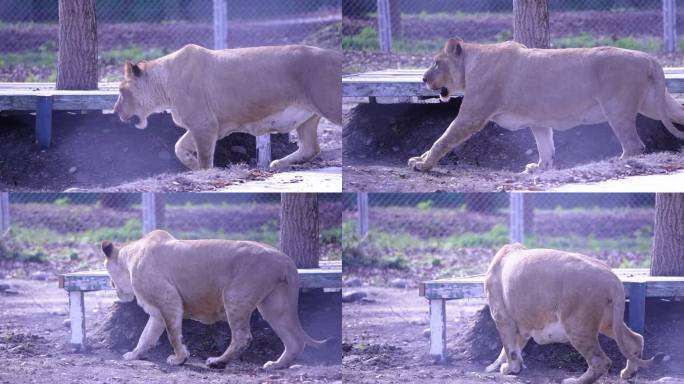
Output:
68 291 86 349
36 96 53 148
256 134 271 169
429 299 447 363
628 282 646 334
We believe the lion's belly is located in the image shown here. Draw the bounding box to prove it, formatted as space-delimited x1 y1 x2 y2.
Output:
490 105 606 131
529 320 569 345
222 105 315 137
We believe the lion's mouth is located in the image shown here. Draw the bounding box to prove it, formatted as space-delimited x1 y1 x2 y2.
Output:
439 87 449 98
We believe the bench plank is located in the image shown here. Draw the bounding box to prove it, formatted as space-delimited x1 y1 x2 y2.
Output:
420 268 684 300
343 68 684 98
60 266 342 291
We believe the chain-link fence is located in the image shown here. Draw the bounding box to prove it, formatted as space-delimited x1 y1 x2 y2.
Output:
343 0 681 61
0 0 341 81
0 192 342 278
343 192 655 279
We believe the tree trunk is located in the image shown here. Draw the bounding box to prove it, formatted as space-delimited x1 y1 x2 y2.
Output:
280 193 319 268
57 0 98 90
513 0 550 49
652 193 684 276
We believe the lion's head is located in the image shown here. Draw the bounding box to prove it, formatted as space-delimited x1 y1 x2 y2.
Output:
101 240 135 302
422 38 466 102
113 61 161 130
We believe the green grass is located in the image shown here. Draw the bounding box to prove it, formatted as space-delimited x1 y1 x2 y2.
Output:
342 219 653 270
342 26 380 51
552 33 662 52
99 45 166 64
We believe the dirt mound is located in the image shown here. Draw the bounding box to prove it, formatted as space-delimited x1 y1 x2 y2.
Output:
455 301 684 375
343 101 684 171
342 342 408 369
0 332 49 357
91 291 342 367
0 112 296 191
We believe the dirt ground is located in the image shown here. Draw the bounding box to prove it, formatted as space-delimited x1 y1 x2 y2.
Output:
0 278 341 384
0 111 341 191
342 285 684 384
342 101 684 192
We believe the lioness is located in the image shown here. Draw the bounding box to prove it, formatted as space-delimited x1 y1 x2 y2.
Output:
101 230 327 369
485 244 665 383
113 44 341 170
413 38 684 173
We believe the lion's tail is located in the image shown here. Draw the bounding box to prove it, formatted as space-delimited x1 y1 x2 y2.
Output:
284 262 330 349
611 279 666 368
650 59 684 139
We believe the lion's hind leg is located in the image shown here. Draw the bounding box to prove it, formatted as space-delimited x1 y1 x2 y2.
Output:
205 290 259 368
257 284 306 370
269 115 321 169
562 318 610 384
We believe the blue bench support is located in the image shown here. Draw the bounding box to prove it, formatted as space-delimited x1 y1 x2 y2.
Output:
35 96 53 148
629 282 647 334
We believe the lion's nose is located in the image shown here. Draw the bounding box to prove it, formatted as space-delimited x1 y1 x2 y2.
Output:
422 77 427 83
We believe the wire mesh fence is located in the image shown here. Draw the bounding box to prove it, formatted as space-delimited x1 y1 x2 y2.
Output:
343 0 681 58
342 192 655 279
0 192 342 278
0 0 341 81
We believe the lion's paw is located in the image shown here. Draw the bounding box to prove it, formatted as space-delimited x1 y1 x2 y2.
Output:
561 378 580 384
123 351 138 361
269 159 284 170
407 157 433 172
205 356 224 368
166 346 189 366
484 362 500 373
523 163 540 174
263 360 285 370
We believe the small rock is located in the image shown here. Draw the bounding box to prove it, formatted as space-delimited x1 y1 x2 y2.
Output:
525 149 533 156
122 147 129 153
68 166 77 174
344 277 362 287
230 146 247 155
63 319 71 328
422 328 431 339
389 278 409 288
158 150 172 161
31 271 48 281
392 146 400 152
3 289 18 295
342 291 367 303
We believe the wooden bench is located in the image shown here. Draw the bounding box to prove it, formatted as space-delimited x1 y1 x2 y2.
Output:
0 82 273 167
418 268 684 362
59 261 342 349
342 67 684 102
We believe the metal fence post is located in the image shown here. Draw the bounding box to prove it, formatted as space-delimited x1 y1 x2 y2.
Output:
377 0 392 53
509 192 524 244
0 193 9 232
663 0 677 53
213 0 227 49
357 192 369 238
142 193 157 235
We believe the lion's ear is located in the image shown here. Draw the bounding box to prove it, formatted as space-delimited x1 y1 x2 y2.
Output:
131 62 144 77
101 241 114 258
445 38 463 56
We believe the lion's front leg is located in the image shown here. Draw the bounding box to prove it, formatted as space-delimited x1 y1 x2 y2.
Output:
269 115 321 170
123 315 165 361
524 126 555 174
409 115 487 172
174 131 200 170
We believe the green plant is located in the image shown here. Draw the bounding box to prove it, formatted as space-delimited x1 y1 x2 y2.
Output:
54 197 70 206
417 200 433 210
342 27 379 51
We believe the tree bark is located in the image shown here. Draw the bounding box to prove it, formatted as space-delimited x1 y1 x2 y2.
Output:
652 193 684 276
280 193 319 268
513 0 550 49
57 0 98 90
